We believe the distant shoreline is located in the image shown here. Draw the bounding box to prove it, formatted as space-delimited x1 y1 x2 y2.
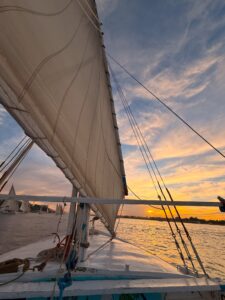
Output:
118 215 225 226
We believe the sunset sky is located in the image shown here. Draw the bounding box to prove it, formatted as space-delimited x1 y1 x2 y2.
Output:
0 0 225 220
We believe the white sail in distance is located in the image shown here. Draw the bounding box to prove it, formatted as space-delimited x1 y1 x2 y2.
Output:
20 200 30 213
0 0 127 233
0 185 19 212
55 204 61 215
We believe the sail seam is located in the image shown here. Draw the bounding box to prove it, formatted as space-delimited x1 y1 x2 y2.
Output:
0 0 73 16
17 15 86 105
51 23 91 144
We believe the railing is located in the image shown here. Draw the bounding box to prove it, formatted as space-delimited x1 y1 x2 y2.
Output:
0 194 224 211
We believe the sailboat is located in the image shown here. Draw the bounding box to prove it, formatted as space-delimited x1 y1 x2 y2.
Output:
0 185 19 214
55 204 63 215
20 200 30 213
0 1 224 299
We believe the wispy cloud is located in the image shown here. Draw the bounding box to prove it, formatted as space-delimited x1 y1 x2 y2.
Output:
105 0 225 206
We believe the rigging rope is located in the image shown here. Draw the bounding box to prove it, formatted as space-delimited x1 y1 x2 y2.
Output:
83 237 113 261
69 5 221 272
51 191 88 299
72 0 220 274
109 65 159 196
109 64 207 275
0 271 25 287
76 0 101 33
128 186 162 210
158 195 189 272
157 185 198 274
0 138 30 173
114 203 124 234
109 77 191 271
83 0 101 25
165 188 208 276
115 71 207 274
50 201 78 300
108 54 225 160
0 258 30 286
0 140 33 192
0 136 27 169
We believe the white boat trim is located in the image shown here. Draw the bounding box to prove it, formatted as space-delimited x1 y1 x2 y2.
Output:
0 277 221 299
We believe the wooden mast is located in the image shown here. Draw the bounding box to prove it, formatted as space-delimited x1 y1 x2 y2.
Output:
66 186 90 262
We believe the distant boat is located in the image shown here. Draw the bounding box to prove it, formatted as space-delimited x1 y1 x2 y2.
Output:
0 185 19 214
20 200 31 213
55 203 63 215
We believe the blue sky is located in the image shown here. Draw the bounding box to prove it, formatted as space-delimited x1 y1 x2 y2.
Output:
0 0 225 218
96 0 225 218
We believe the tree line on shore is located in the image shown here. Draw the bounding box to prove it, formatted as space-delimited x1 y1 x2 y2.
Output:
118 215 225 226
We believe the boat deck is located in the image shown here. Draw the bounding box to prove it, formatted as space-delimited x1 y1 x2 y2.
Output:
0 231 223 299
0 231 186 279
81 232 187 278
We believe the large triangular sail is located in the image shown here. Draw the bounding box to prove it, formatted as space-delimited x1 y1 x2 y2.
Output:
0 0 127 232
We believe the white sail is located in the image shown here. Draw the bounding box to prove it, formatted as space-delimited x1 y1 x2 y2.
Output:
0 0 127 232
0 184 19 213
20 200 30 213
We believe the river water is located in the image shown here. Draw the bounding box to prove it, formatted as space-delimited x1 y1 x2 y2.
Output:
0 213 224 280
